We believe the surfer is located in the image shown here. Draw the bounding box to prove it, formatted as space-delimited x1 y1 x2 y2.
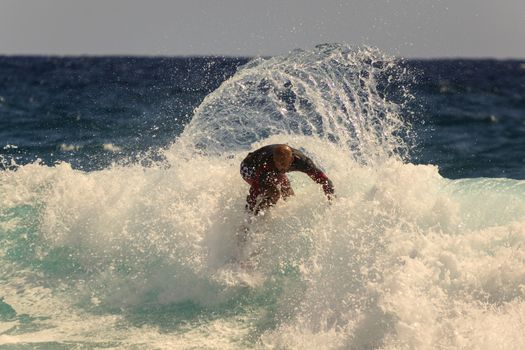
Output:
240 144 335 214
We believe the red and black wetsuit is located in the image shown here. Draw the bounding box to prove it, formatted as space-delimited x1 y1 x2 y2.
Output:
240 144 335 211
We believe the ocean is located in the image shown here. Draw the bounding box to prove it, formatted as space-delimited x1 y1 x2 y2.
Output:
0 43 524 349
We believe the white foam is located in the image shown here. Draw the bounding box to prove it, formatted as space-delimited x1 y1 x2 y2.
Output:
2 136 525 348
59 143 81 151
103 143 122 152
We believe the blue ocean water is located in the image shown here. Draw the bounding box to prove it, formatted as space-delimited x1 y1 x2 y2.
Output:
1 44 525 349
1 54 524 177
0 56 244 170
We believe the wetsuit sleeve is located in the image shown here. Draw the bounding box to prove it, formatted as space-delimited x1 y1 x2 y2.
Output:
308 170 335 197
291 150 335 197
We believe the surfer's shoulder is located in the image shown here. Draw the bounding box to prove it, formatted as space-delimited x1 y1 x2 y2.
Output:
290 149 317 172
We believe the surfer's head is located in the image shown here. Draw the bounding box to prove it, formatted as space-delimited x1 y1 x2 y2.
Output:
273 144 293 171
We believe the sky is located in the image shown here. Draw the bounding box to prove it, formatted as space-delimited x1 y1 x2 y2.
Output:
0 0 524 58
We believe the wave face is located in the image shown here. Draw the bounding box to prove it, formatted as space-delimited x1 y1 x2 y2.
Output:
1 45 525 349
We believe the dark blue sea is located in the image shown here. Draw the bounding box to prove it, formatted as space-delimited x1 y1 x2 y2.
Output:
1 44 524 349
1 53 524 178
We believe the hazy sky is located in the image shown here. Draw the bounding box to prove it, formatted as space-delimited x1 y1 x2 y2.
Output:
1 0 524 58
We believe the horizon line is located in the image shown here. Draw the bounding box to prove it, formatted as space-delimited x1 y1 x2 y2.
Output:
1 53 524 61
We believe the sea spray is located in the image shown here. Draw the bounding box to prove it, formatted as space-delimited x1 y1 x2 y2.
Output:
179 44 413 163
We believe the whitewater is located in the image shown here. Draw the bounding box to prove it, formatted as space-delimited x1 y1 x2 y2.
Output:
1 44 524 349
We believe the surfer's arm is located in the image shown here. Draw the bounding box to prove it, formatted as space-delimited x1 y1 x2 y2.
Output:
306 169 335 199
291 150 335 199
